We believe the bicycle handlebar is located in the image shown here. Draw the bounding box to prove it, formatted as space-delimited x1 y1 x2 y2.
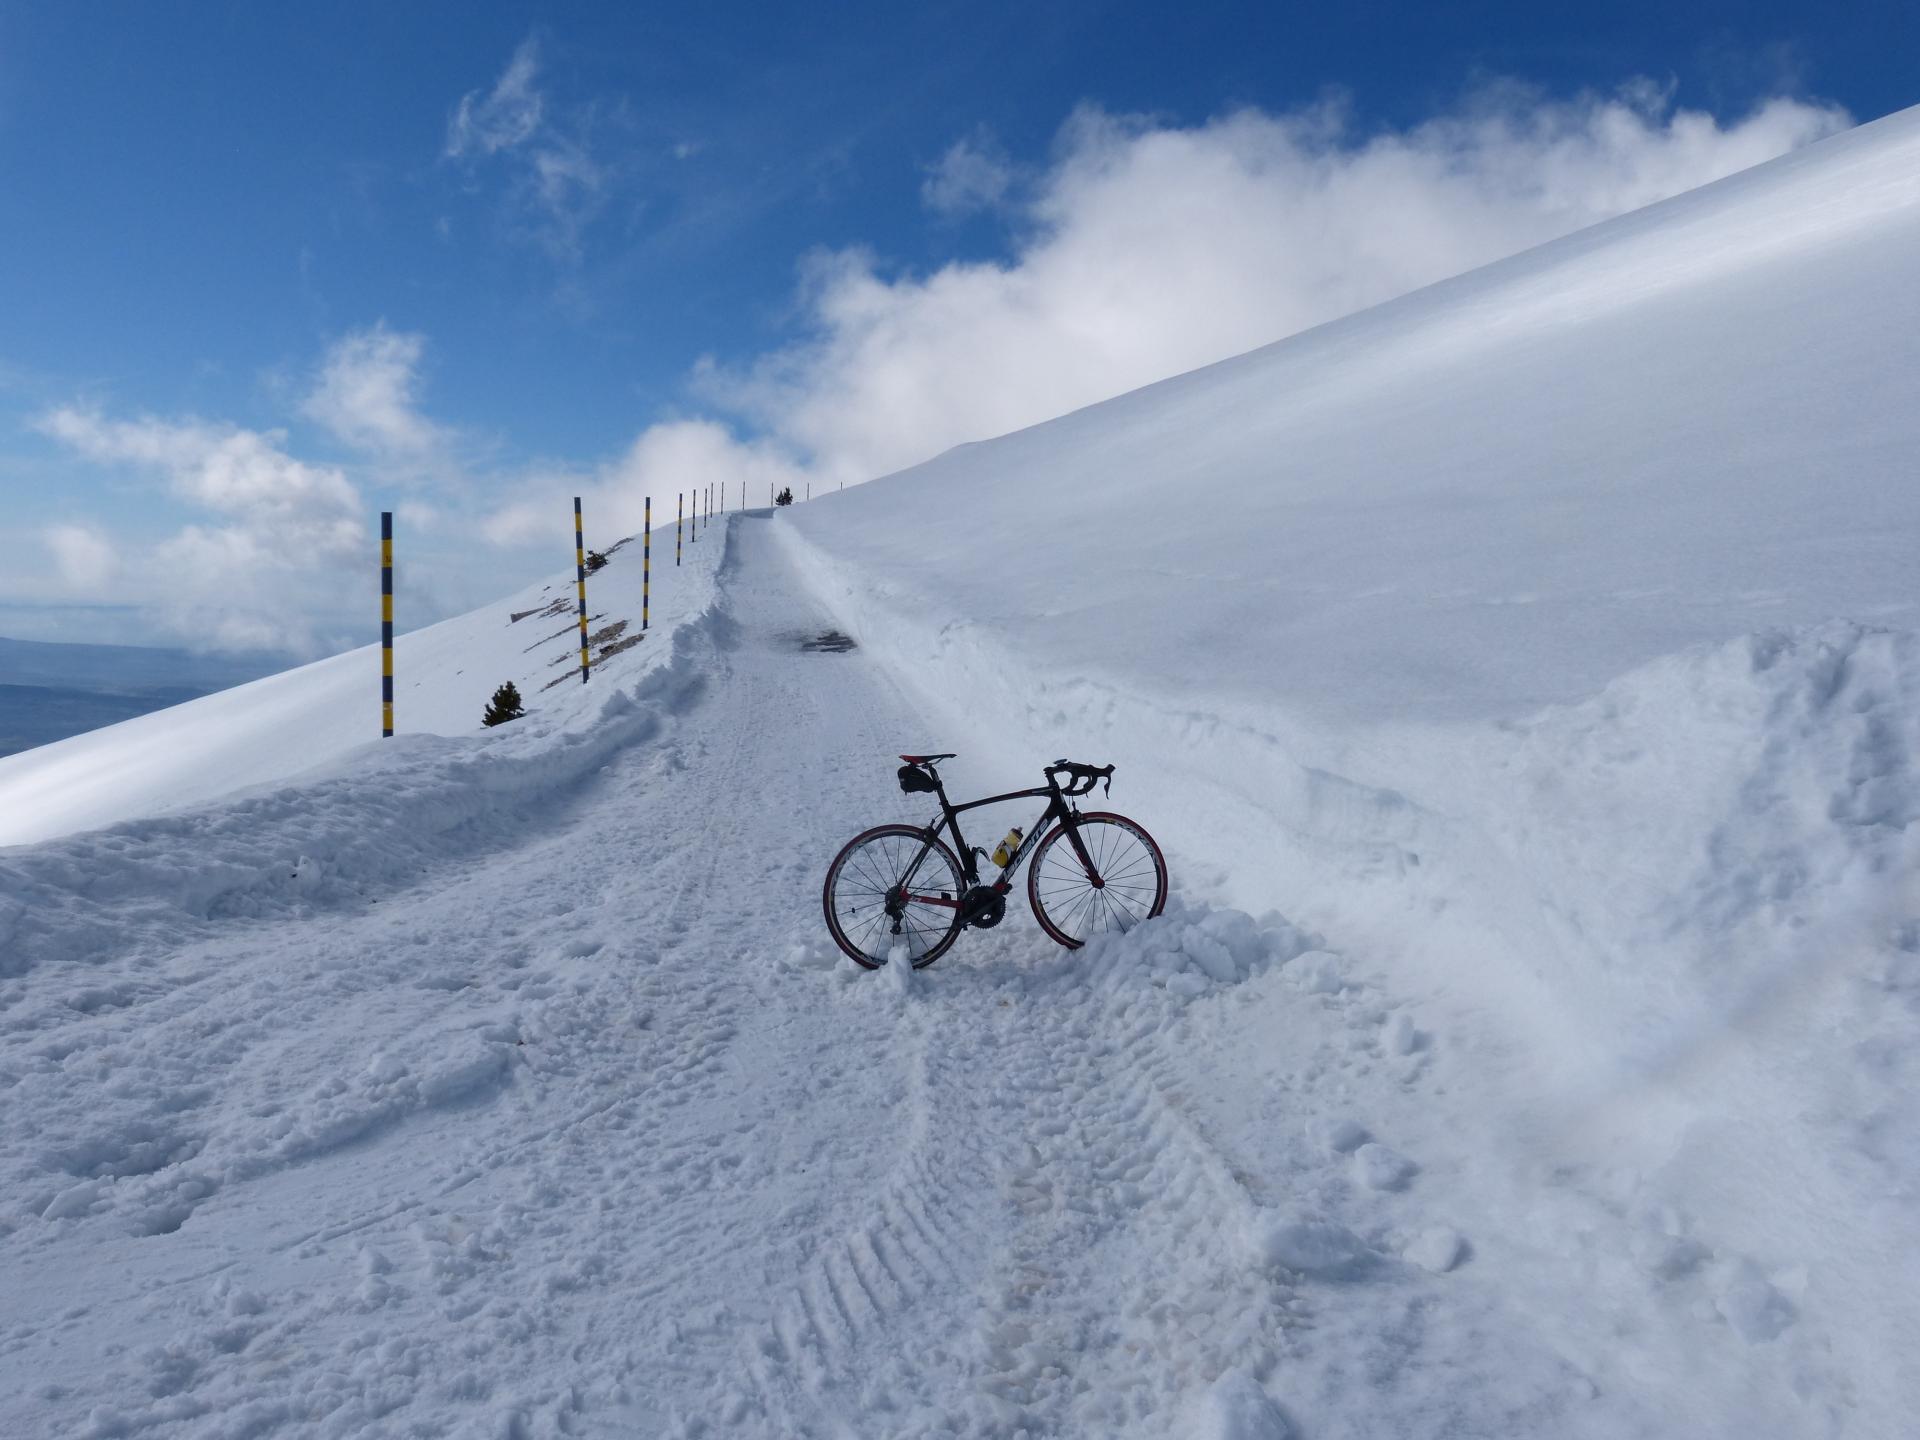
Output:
1048 759 1114 797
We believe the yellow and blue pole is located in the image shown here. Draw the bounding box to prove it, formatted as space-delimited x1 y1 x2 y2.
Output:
380 511 394 736
643 496 651 632
573 497 590 684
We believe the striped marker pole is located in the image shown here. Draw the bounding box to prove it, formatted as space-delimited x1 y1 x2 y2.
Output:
380 512 394 736
677 492 683 564
642 496 651 632
573 497 590 684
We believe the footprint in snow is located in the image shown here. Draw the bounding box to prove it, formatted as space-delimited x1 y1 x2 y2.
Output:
1311 1118 1371 1155
1352 1142 1417 1191
1402 1226 1467 1273
1249 1213 1375 1279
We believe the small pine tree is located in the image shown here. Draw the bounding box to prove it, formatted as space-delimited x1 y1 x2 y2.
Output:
482 681 526 727
775 486 794 507
585 549 608 573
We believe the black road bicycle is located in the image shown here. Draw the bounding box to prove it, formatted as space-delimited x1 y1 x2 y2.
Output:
822 755 1169 969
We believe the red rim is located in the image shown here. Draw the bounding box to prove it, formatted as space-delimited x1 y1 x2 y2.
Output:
1026 812 1168 949
823 823 966 969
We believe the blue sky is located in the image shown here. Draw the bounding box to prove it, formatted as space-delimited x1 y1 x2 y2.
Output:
0 1 1906 656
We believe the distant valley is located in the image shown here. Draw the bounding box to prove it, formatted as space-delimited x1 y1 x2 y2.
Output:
0 636 281 759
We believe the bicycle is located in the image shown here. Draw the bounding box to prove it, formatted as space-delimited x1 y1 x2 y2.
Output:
822 755 1169 969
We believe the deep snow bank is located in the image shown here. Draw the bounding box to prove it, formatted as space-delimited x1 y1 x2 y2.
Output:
778 524 1917 1082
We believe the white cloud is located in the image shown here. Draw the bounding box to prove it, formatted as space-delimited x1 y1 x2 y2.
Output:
39 408 361 559
922 131 1015 216
44 524 117 588
682 87 1848 492
302 324 446 461
525 137 607 256
35 407 366 654
446 37 544 159
446 37 608 260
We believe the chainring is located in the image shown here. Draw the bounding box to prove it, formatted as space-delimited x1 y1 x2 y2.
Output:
959 885 1007 929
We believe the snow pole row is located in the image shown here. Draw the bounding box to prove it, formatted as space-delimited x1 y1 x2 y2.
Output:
374 495 668 735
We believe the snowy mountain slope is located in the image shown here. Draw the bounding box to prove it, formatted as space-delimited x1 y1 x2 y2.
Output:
0 525 724 849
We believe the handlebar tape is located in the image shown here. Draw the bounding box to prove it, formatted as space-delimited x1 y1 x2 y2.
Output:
1054 761 1114 797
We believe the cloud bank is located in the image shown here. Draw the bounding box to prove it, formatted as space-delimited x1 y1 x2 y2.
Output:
679 86 1848 495
36 407 367 652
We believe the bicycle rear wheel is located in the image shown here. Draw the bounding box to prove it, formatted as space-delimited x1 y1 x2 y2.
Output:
1027 812 1168 948
823 824 966 969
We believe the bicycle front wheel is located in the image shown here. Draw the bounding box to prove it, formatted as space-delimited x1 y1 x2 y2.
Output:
823 824 966 969
1027 812 1168 948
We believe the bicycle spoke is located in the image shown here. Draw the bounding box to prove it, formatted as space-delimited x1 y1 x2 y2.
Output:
1026 815 1166 948
826 825 963 968
1060 884 1101 938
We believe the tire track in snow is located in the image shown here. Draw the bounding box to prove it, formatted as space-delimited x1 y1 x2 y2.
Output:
955 955 1295 1436
738 944 1302 1438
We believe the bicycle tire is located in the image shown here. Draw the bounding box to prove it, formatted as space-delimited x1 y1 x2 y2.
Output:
823 824 967 969
1027 811 1168 949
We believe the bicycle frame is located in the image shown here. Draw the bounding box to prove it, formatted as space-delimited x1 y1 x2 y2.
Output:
896 773 1101 914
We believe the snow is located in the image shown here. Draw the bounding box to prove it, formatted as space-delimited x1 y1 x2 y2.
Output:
4 106 1920 1437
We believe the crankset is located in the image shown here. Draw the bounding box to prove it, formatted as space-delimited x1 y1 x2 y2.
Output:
958 884 1007 930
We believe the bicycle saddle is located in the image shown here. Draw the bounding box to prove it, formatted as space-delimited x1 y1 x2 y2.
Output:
898 753 956 763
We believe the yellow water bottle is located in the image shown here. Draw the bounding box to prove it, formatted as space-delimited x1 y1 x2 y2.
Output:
992 826 1024 868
